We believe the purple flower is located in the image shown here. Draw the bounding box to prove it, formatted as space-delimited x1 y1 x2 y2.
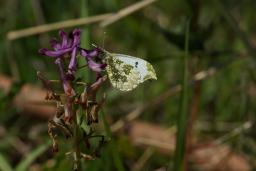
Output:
39 29 81 58
55 58 75 97
39 29 81 80
39 29 107 93
80 48 107 78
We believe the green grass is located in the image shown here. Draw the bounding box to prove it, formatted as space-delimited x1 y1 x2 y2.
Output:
173 19 190 171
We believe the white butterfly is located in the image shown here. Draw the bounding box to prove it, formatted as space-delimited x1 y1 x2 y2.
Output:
102 50 157 91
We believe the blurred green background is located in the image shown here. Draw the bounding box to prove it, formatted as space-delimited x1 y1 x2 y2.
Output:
0 0 256 171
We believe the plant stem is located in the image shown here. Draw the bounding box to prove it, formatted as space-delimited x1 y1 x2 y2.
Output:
72 2 90 170
73 111 82 171
173 19 190 171
79 0 91 82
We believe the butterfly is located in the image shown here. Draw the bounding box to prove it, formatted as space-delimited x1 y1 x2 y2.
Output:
101 49 157 91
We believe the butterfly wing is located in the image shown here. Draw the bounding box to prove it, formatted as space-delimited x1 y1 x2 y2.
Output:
105 53 157 91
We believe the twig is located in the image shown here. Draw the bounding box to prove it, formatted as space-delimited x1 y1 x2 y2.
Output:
6 13 112 40
132 147 155 171
100 0 158 27
213 121 252 145
6 0 158 40
7 0 159 41
135 137 174 151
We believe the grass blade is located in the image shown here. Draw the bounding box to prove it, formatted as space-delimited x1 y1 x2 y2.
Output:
173 19 190 171
0 153 13 171
15 141 50 171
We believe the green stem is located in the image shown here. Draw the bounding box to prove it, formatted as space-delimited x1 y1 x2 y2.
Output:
73 112 81 171
71 2 89 170
79 0 91 81
173 19 190 171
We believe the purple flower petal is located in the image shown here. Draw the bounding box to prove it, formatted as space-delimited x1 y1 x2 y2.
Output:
72 29 81 38
54 58 66 80
71 29 81 47
59 29 68 48
39 47 73 57
80 48 99 58
87 57 105 72
68 47 77 72
50 38 61 51
55 58 75 97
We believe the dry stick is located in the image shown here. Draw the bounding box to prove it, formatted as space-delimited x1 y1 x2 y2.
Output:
6 13 112 40
213 121 252 145
132 147 155 171
136 137 174 151
6 0 158 40
100 0 158 27
110 67 216 132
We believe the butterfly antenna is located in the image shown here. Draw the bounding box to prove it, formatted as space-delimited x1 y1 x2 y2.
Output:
102 32 106 49
91 43 108 54
92 32 108 54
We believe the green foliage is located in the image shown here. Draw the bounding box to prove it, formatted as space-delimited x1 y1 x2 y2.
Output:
0 154 13 171
15 142 50 171
173 19 190 171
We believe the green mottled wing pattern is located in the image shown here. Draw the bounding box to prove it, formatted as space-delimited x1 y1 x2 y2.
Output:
105 53 157 91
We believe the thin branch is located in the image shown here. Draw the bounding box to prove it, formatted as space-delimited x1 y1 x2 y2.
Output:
6 0 158 40
132 147 155 171
213 121 252 145
6 13 112 40
100 0 158 27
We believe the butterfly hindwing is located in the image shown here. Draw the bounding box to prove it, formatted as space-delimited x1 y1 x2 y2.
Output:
105 53 157 91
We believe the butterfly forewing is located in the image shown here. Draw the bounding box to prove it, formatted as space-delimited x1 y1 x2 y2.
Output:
105 53 157 91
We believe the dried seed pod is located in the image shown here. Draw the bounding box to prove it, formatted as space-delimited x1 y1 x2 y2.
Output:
37 71 59 100
60 95 75 123
48 121 59 153
56 102 64 118
81 153 95 160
